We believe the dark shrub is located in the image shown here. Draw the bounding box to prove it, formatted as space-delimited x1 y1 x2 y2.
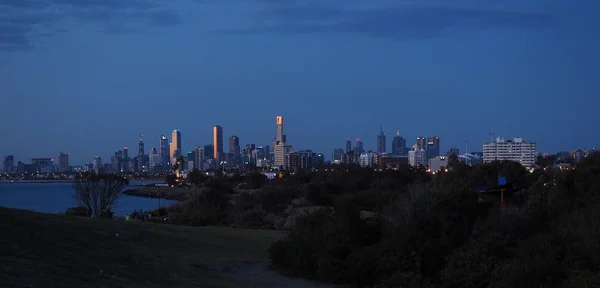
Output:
65 206 90 217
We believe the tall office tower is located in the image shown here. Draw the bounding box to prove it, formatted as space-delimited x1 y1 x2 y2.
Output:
416 137 426 150
229 135 240 164
3 155 14 173
391 131 407 155
138 134 145 155
122 147 128 159
345 139 352 153
213 125 223 163
355 138 364 154
276 115 284 143
160 134 170 168
426 136 440 159
377 126 386 153
137 135 145 172
58 152 69 172
171 129 182 161
92 156 102 173
194 146 204 170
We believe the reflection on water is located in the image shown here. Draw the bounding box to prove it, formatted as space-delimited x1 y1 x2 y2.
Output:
0 181 177 216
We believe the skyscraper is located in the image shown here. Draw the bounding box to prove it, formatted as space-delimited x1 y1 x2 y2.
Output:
355 138 364 154
171 129 182 160
391 131 407 155
213 125 223 163
377 126 386 153
138 134 145 156
58 152 69 172
160 134 170 168
427 136 440 159
229 135 240 164
345 139 352 153
276 115 284 143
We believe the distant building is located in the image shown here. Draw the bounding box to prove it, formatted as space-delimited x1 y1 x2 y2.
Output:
359 152 377 167
391 131 407 155
426 136 440 160
355 138 364 154
160 135 170 169
274 143 292 169
332 148 344 163
213 125 223 163
428 156 448 172
31 158 54 173
458 153 483 166
408 147 427 167
374 154 409 169
483 137 536 167
58 152 69 172
3 155 14 173
92 156 102 173
377 127 386 153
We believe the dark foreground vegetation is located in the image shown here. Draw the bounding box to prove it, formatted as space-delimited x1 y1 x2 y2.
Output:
267 153 600 287
0 207 291 288
59 153 600 287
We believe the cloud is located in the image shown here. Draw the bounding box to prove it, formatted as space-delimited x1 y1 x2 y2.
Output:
218 1 560 41
0 0 182 51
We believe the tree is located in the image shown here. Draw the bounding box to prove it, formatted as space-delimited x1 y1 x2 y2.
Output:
72 173 128 218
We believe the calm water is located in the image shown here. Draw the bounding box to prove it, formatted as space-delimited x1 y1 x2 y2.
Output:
0 181 176 216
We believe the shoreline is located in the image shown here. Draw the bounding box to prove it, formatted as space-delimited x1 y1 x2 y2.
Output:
0 180 78 184
122 186 190 201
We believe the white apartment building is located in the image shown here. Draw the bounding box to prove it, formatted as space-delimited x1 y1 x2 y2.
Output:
408 148 427 167
274 143 293 169
483 137 536 167
358 152 376 167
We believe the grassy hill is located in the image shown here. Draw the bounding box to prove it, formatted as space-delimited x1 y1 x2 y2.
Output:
0 207 325 288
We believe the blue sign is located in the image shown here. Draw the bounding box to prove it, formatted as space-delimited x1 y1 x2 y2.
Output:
498 177 507 186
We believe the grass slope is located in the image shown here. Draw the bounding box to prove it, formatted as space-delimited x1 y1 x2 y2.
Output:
0 207 288 288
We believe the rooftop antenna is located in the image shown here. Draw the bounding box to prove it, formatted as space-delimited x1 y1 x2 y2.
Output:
465 140 469 154
489 132 494 143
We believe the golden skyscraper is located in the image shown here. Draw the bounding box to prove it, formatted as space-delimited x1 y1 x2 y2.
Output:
213 125 223 163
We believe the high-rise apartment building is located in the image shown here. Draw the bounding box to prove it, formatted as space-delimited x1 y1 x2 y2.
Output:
483 137 536 167
213 125 223 163
58 152 69 172
377 127 386 153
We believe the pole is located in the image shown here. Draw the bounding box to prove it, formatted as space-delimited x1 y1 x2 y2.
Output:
465 140 468 154
500 189 505 209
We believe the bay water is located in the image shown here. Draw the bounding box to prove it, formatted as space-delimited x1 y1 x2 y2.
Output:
0 181 176 217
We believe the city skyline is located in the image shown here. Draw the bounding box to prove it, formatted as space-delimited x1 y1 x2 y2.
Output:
2 122 595 167
1 0 598 161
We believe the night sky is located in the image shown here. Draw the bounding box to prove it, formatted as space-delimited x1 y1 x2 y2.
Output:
1 0 598 164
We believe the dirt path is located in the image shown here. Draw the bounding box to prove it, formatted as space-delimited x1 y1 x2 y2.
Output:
228 261 334 288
